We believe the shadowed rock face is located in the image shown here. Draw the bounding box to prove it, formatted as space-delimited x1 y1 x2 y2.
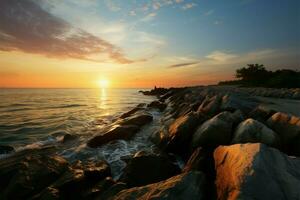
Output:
214 143 300 200
165 111 201 154
113 171 207 200
0 151 69 199
87 125 140 148
192 111 234 149
119 151 180 187
232 118 280 147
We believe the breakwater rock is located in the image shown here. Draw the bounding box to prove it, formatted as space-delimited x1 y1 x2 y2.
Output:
1 85 300 199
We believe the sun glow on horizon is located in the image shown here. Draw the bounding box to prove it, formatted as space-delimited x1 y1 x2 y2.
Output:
98 79 109 88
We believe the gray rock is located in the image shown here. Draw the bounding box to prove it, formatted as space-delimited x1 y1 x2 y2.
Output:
197 95 222 116
214 143 300 200
267 112 300 155
191 111 234 148
113 171 207 200
220 94 258 113
0 145 15 154
232 118 280 147
87 125 140 148
166 111 201 154
120 113 153 126
147 100 167 111
119 151 180 187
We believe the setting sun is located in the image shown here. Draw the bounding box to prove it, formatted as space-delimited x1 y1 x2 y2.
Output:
98 79 109 88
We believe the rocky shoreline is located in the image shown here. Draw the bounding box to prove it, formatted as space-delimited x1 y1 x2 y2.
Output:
1 85 300 199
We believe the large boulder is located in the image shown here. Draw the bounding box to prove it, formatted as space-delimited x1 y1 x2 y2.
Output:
0 145 15 154
119 107 144 119
113 171 207 200
220 94 258 113
214 143 300 200
119 151 180 187
147 100 167 111
267 112 300 143
87 125 140 148
165 111 201 154
197 95 222 116
232 118 280 147
191 111 234 149
248 106 276 123
120 113 153 126
0 153 68 199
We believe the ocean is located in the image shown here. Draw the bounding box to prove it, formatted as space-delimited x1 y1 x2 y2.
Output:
0 88 161 178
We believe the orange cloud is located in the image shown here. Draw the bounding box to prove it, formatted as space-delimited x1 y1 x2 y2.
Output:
0 0 133 64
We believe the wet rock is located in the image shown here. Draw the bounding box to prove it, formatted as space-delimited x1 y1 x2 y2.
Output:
197 94 222 116
62 133 77 143
166 111 202 155
119 151 180 187
80 177 117 199
232 118 280 147
119 107 144 119
51 168 87 198
191 111 234 149
140 87 169 96
147 100 167 111
120 113 153 126
98 182 127 199
33 187 60 200
87 125 140 148
0 145 15 154
214 143 300 200
114 171 207 200
83 160 111 182
0 154 68 199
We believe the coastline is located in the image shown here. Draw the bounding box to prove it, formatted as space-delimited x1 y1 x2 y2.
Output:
1 85 300 199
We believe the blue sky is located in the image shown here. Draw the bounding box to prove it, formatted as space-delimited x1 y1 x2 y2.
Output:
0 0 299 87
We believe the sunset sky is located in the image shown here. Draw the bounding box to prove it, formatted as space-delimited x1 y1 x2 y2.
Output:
0 0 299 88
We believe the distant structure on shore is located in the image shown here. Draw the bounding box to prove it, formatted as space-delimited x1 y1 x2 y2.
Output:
219 64 300 88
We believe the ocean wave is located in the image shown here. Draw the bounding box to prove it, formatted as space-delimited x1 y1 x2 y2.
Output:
43 104 87 109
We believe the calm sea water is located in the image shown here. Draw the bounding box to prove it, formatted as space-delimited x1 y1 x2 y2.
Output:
0 88 160 177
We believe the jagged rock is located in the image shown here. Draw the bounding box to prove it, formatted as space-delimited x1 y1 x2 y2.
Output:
267 112 300 144
87 125 140 148
191 111 234 148
113 171 207 200
83 160 111 181
166 111 202 154
182 147 214 175
120 113 153 126
214 143 300 200
197 95 222 116
249 106 276 123
0 145 15 154
119 151 180 187
147 100 167 111
62 134 77 143
220 94 258 113
119 107 144 119
232 118 280 147
0 153 68 199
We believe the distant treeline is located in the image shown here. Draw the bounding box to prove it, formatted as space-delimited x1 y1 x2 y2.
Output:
219 64 300 88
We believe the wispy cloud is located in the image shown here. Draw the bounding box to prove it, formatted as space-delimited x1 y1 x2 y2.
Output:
206 51 237 62
182 3 197 10
168 61 199 68
0 0 133 64
141 13 157 22
104 0 121 12
204 9 214 16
